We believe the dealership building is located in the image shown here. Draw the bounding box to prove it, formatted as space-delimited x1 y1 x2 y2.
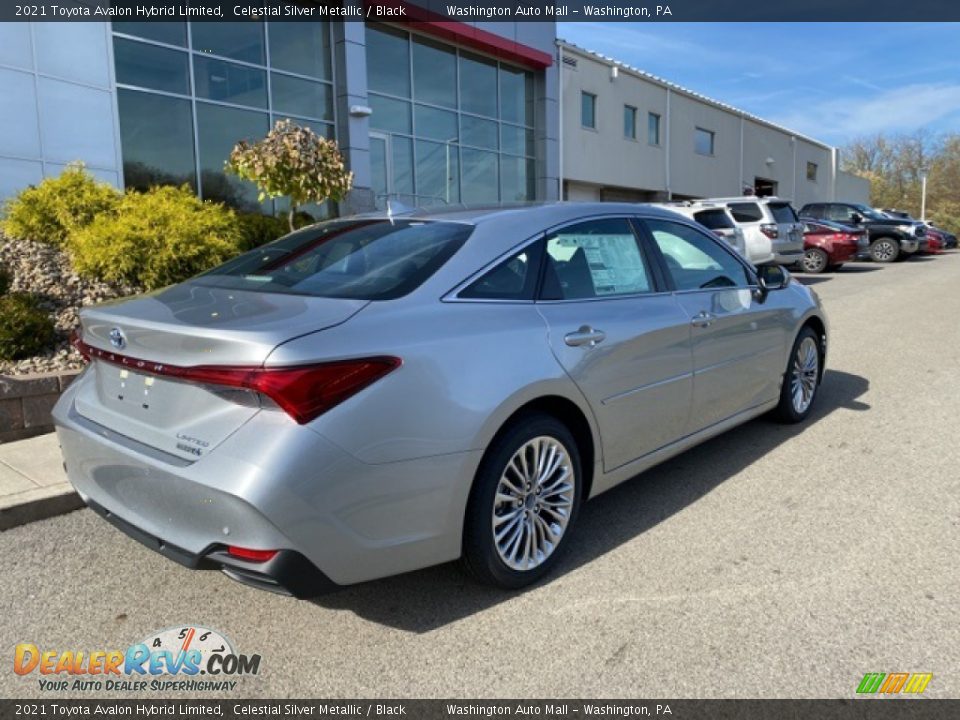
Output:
559 40 869 206
0 13 867 216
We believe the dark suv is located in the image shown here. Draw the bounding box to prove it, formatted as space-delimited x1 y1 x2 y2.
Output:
799 202 925 263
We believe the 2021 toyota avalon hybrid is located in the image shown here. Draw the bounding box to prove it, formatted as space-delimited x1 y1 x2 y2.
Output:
54 203 827 596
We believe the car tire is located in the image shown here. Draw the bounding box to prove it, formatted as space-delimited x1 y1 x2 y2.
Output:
773 327 822 424
462 412 582 589
801 248 829 274
870 237 900 263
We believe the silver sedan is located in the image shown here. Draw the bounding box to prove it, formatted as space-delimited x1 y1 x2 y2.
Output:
53 203 827 595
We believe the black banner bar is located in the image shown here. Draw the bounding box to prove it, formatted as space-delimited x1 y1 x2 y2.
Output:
3 700 959 719
5 1 960 23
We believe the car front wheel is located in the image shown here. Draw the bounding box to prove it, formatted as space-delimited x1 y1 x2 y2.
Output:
870 237 900 263
463 413 582 589
773 327 822 423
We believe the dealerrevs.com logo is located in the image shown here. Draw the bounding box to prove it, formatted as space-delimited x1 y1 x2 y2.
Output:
14 626 261 693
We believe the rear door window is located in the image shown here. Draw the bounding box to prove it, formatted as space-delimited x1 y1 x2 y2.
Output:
196 219 473 300
825 204 857 222
540 218 653 300
728 203 764 223
693 209 735 230
768 202 798 223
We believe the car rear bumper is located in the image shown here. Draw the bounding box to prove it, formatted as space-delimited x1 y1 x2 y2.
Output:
772 245 804 265
52 378 480 592
85 497 337 597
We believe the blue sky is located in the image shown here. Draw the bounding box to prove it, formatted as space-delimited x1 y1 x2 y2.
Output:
558 23 960 146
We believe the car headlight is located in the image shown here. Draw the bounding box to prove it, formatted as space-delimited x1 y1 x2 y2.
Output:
897 224 915 234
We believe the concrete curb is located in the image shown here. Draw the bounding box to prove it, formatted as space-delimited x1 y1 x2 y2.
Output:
0 484 83 531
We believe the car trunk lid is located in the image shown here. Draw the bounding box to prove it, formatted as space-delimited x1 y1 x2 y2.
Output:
73 283 368 461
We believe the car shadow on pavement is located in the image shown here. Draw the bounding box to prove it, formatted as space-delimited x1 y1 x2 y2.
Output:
310 369 870 632
834 264 882 273
794 276 832 286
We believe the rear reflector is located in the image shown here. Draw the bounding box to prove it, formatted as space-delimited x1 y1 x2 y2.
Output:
71 335 401 424
227 546 278 563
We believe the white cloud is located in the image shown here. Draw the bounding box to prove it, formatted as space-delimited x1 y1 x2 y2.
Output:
768 82 960 141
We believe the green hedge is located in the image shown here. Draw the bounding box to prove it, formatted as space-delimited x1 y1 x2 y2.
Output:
68 185 243 290
0 294 56 361
1 163 120 245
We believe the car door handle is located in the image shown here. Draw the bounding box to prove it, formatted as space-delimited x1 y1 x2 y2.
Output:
690 311 717 328
564 326 606 347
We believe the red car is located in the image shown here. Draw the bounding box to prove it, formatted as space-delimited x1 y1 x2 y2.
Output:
799 219 868 273
922 227 946 253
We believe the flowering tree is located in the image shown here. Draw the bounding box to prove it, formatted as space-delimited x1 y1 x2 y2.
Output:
227 119 353 231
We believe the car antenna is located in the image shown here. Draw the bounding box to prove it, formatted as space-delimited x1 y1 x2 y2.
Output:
386 199 417 224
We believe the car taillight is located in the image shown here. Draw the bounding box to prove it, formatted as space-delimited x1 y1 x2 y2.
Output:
760 223 778 239
71 336 400 424
227 546 278 563
70 329 89 360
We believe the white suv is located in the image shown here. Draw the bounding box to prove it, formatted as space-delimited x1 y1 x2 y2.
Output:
652 203 747 259
694 197 804 266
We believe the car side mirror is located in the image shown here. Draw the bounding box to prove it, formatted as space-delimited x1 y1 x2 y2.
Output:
754 264 791 302
850 212 863 223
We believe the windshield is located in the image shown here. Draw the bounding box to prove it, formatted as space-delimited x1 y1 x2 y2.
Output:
195 219 473 300
852 204 890 221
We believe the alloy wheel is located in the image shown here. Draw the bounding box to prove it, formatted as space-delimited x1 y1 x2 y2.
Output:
872 240 896 262
802 249 827 273
492 436 574 571
790 336 819 414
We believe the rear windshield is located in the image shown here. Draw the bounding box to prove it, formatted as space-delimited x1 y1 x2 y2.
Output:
728 203 763 223
693 209 735 230
768 203 798 223
194 219 473 300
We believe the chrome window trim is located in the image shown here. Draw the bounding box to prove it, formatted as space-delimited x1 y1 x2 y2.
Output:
443 212 676 304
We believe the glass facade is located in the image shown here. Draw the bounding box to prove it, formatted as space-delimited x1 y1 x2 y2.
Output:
366 25 536 207
112 21 334 217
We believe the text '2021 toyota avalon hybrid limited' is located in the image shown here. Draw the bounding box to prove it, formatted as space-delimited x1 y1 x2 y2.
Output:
54 203 827 596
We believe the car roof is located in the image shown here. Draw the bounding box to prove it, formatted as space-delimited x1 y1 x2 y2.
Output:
348 201 689 226
697 196 793 204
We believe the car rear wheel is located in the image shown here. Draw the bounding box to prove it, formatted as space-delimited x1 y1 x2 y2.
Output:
870 237 899 263
463 413 582 589
801 248 829 274
773 327 822 424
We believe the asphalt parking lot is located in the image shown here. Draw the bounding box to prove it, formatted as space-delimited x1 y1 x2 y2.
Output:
2 253 958 700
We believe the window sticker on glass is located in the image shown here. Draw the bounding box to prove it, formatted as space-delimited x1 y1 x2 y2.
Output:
549 233 649 296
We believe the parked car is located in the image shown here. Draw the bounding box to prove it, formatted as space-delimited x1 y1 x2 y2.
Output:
927 223 958 249
799 218 869 272
650 202 747 258
54 204 827 595
694 197 804 267
800 202 925 262
922 226 947 253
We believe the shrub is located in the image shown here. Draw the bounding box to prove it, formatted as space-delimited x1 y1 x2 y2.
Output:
0 265 10 295
0 294 56 361
236 212 293 251
68 185 243 290
227 119 353 231
235 211 318 250
1 163 120 245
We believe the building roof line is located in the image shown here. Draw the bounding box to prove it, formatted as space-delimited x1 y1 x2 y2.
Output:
557 38 835 152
